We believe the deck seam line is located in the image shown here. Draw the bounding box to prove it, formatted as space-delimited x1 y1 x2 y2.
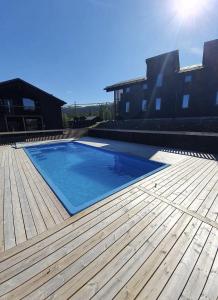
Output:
137 186 218 230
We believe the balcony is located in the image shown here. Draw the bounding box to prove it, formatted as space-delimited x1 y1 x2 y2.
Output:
0 102 41 116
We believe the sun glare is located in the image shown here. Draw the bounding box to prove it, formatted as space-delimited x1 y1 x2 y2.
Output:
173 0 206 20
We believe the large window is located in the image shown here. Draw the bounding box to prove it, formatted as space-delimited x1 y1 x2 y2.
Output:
155 98 161 110
185 75 192 83
23 98 36 111
156 74 163 87
114 89 123 101
142 99 147 111
182 94 190 109
143 83 148 90
125 101 130 113
0 99 13 113
216 91 218 105
126 87 130 93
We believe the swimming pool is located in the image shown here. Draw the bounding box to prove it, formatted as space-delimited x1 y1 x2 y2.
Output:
25 142 167 214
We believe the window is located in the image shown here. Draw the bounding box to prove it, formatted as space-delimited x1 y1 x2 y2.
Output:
125 101 130 113
182 94 190 109
155 98 161 110
0 99 13 113
156 74 163 87
126 87 130 93
114 89 123 101
143 83 148 90
25 118 41 131
23 98 36 111
142 100 147 111
185 75 192 83
216 91 218 105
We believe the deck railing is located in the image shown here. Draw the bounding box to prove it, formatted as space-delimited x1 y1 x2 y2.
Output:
0 128 88 145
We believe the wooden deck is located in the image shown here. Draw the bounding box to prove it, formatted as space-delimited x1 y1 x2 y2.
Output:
0 143 218 299
0 146 70 252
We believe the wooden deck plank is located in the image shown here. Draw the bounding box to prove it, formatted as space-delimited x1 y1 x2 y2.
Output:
140 158 218 226
173 165 218 207
115 217 202 300
3 149 16 250
8 148 26 245
153 160 212 198
13 149 48 233
13 149 46 234
30 205 175 300
203 181 218 222
0 197 167 298
15 150 56 229
74 210 187 300
0 149 6 252
189 173 218 219
0 146 69 252
19 149 69 221
168 163 218 219
167 161 216 200
157 223 212 300
180 227 218 300
13 148 38 239
0 186 142 266
18 149 64 224
199 248 218 300
0 192 152 286
142 157 199 191
0 188 144 271
140 159 210 201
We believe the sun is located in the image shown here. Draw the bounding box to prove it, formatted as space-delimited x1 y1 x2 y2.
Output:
173 0 206 20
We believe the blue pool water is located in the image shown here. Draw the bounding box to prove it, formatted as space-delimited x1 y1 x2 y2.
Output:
25 142 167 215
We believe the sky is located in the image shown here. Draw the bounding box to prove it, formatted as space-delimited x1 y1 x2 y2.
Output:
0 0 218 105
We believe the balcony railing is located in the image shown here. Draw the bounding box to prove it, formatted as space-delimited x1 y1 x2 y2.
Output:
0 104 41 115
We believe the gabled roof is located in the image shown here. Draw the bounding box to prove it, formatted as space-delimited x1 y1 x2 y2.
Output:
0 78 66 105
104 76 146 91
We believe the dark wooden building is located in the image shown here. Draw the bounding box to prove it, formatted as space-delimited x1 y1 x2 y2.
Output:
0 78 66 132
105 39 218 121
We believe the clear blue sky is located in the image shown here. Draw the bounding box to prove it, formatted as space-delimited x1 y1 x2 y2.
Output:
1 0 218 104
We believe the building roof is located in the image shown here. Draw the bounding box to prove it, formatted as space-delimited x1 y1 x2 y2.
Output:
146 50 179 63
0 78 66 105
105 64 205 92
104 76 146 91
178 64 204 73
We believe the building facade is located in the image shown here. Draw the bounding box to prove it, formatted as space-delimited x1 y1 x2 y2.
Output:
105 39 218 120
0 78 66 132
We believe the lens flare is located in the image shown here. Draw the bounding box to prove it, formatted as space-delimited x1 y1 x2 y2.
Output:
173 0 206 20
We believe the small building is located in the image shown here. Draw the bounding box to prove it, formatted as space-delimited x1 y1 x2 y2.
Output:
104 39 218 121
0 78 66 132
69 115 102 128
85 115 101 124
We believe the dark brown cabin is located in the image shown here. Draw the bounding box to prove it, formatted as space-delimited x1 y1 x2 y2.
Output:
0 78 66 132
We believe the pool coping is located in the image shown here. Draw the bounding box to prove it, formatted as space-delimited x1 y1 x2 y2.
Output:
24 141 169 215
